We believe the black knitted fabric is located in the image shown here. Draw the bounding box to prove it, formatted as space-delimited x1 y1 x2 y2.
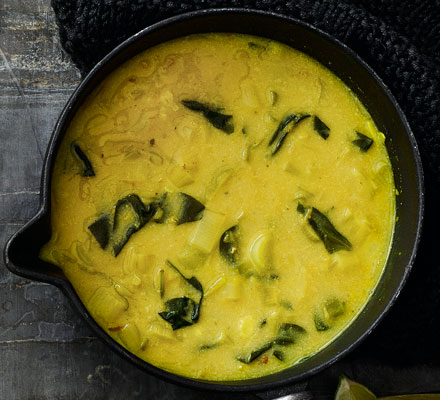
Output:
51 0 440 364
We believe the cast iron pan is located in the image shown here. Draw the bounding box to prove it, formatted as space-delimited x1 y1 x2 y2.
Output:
4 9 424 392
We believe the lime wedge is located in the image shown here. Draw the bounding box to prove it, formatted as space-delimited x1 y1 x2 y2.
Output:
335 375 377 400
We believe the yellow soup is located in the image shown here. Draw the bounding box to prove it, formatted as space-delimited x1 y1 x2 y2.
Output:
41 33 395 380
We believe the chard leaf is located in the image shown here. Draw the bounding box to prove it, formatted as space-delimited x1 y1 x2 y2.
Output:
176 193 205 225
269 113 310 155
88 215 111 249
181 100 234 134
72 143 95 177
248 42 266 50
297 202 306 215
237 342 273 364
273 323 306 346
273 350 285 361
324 298 345 318
152 192 204 225
158 297 195 330
219 225 239 265
112 194 158 256
89 194 161 256
314 314 330 331
297 203 352 253
313 116 330 140
308 207 352 253
159 260 204 328
159 269 164 298
237 322 306 364
352 131 373 152
200 343 219 351
314 298 345 332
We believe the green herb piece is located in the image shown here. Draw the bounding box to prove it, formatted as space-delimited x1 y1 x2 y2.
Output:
280 301 293 310
297 202 306 215
324 298 345 318
237 342 273 364
352 131 374 152
268 90 278 106
181 100 234 134
248 41 266 50
219 225 239 265
314 314 330 331
176 193 205 225
112 194 158 256
151 193 168 224
297 203 352 253
268 113 310 155
159 269 164 298
313 116 330 140
199 343 219 351
241 127 247 135
260 319 267 328
88 215 111 249
72 143 95 177
273 323 306 346
158 297 195 330
160 260 204 324
273 350 285 361
314 298 345 332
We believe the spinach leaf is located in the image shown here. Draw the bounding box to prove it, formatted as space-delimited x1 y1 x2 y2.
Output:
313 116 330 140
88 215 111 250
352 131 374 152
219 225 239 265
181 100 234 134
237 342 273 364
273 323 306 346
158 260 204 328
112 194 158 256
158 297 195 330
269 113 310 155
72 143 95 177
297 203 352 253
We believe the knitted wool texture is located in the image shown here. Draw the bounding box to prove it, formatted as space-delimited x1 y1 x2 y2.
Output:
51 0 440 363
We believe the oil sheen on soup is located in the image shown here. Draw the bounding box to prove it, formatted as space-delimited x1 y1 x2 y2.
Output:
40 34 395 380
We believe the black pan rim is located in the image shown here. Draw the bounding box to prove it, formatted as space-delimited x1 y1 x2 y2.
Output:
4 8 424 393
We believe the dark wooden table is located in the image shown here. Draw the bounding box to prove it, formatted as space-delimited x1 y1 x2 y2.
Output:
1 1 440 399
